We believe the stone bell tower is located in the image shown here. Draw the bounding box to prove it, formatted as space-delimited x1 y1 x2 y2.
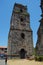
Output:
7 3 33 58
36 0 43 55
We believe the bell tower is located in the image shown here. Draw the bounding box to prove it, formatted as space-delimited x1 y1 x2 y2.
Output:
36 0 43 55
7 3 33 58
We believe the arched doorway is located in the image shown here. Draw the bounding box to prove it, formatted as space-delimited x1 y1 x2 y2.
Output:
19 49 26 59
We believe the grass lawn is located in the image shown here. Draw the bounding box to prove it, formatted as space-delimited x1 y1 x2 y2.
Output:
7 59 43 65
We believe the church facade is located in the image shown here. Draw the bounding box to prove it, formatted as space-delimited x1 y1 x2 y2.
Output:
7 3 33 58
36 0 43 56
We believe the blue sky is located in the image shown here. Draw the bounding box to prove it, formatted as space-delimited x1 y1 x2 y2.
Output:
0 0 41 47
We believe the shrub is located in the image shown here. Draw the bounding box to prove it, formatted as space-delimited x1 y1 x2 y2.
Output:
35 56 43 61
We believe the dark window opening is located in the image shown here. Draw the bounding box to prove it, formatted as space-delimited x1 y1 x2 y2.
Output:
1 48 3 51
20 18 23 21
21 33 25 39
20 9 23 12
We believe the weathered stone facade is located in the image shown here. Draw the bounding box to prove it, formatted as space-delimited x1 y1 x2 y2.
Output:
36 0 43 56
7 3 33 58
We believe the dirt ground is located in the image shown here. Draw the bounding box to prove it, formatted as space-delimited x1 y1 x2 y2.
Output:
7 59 43 65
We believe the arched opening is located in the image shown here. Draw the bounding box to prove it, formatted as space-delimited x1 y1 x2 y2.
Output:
21 33 25 39
19 49 26 59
